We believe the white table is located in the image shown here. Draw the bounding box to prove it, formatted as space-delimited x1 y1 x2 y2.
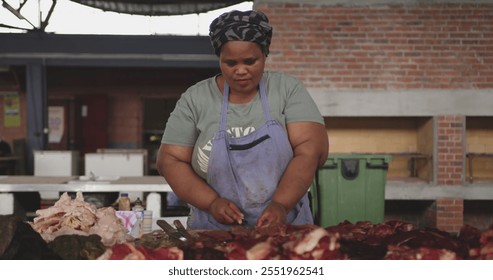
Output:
0 175 172 216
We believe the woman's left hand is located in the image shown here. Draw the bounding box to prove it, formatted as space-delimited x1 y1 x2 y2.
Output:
256 202 287 227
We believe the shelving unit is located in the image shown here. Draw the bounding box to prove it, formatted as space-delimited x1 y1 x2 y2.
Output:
466 117 493 184
325 117 434 183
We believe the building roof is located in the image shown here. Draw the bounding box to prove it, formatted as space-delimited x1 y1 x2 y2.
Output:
0 0 247 32
0 32 218 68
70 0 245 16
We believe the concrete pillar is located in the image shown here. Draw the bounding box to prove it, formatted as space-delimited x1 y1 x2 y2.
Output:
26 63 48 174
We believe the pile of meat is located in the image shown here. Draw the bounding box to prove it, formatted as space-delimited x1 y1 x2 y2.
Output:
4 210 493 259
102 220 493 260
14 191 493 260
29 192 131 247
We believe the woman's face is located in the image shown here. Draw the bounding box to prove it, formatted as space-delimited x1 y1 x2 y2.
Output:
219 40 266 97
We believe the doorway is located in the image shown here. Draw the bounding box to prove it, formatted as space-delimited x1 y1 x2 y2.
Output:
75 94 109 155
142 97 178 175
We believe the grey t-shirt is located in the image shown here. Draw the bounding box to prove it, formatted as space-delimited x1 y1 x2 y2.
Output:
162 71 324 180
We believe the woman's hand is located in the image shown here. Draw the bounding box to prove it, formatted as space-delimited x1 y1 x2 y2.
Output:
208 197 244 225
257 201 287 227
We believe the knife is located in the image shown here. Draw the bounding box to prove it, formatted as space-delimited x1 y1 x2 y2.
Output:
156 219 187 243
173 219 195 242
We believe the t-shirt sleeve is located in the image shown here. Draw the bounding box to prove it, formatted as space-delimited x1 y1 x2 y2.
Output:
161 89 198 147
282 75 325 125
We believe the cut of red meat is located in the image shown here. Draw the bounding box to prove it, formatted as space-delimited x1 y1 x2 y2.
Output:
225 236 272 260
385 228 469 258
137 246 183 260
385 245 459 260
109 243 134 260
458 225 481 246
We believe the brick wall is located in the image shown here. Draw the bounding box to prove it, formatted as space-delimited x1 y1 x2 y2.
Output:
436 198 464 232
420 198 463 233
255 1 493 231
257 3 493 89
437 115 465 186
108 94 142 148
45 67 213 150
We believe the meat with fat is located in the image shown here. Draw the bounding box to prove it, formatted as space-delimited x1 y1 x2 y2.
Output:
29 192 131 247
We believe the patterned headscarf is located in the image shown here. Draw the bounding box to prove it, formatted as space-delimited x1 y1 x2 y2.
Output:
209 10 273 57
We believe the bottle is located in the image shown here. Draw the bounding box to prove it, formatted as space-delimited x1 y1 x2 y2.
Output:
118 193 131 211
132 197 145 211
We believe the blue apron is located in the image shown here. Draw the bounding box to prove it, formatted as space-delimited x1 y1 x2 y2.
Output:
190 78 313 230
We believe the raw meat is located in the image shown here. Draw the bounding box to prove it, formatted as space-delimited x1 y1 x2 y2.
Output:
98 242 183 260
29 192 131 247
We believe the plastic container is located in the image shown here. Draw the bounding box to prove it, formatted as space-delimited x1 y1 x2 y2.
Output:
312 154 392 227
118 193 131 211
132 197 145 211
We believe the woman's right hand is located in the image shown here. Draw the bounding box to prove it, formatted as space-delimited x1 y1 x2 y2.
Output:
208 197 244 225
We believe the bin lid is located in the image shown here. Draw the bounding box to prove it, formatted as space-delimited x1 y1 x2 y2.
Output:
328 153 392 162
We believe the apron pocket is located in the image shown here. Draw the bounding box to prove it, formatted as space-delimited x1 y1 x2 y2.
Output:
287 195 314 225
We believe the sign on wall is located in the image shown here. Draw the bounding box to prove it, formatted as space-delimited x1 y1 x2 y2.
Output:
3 93 21 127
48 106 64 143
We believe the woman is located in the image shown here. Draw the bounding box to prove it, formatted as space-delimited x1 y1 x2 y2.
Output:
156 10 328 230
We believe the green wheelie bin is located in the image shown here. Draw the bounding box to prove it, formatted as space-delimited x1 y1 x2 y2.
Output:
311 154 392 227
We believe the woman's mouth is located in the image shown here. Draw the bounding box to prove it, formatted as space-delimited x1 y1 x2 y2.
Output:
235 79 250 86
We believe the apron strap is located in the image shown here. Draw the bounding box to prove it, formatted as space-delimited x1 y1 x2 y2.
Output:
258 78 273 122
220 82 230 131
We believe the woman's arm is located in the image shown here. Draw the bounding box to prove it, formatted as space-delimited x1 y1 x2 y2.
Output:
257 121 328 225
156 144 215 211
156 144 244 224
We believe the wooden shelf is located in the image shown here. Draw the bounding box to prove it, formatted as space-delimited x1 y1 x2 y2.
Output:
467 153 493 183
387 153 433 182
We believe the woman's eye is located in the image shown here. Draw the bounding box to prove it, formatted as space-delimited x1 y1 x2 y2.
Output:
244 59 256 65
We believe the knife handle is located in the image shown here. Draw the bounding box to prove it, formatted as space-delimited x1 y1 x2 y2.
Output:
173 219 195 241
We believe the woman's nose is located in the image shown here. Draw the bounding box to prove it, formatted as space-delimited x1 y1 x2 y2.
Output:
235 65 247 75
